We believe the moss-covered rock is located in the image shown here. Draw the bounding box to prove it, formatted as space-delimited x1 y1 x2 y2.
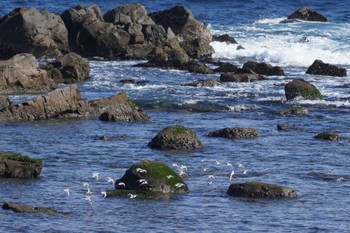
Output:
284 79 322 100
106 160 188 199
0 152 43 178
207 127 258 139
2 202 57 215
227 181 297 198
148 125 203 150
314 132 340 141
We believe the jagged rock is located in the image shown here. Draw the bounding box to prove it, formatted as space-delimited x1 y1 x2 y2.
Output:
181 37 214 59
150 6 212 42
287 7 327 22
0 84 149 121
2 202 57 215
306 60 347 77
183 78 219 87
314 132 340 141
0 152 42 178
207 127 258 139
0 8 69 59
284 79 322 100
61 5 130 59
0 96 10 109
212 34 238 44
106 160 188 199
212 62 238 73
243 61 285 76
276 107 309 115
43 53 90 84
220 72 266 82
277 124 303 131
0 53 56 93
227 181 297 198
148 125 203 150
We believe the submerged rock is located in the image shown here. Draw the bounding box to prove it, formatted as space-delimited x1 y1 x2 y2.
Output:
212 34 238 44
2 202 57 215
182 78 219 87
277 124 303 131
276 107 309 115
0 152 43 178
227 181 297 198
43 53 90 84
107 160 188 199
307 172 347 181
0 84 149 121
148 125 203 150
0 53 56 94
220 72 266 83
306 60 347 77
208 127 258 139
314 132 340 141
243 61 285 76
0 7 69 59
212 61 238 73
287 7 327 22
284 79 322 100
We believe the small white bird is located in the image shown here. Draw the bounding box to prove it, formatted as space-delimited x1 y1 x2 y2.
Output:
208 174 215 180
101 191 107 198
107 177 114 184
227 162 233 169
238 163 245 169
92 172 100 181
128 194 137 199
136 168 147 174
85 196 92 205
166 175 174 179
203 168 209 172
117 182 126 187
138 179 148 185
172 163 178 168
83 182 90 188
86 186 92 195
175 183 185 188
179 170 187 178
63 188 70 196
216 160 221 165
201 159 205 163
230 170 235 181
243 169 248 175
180 165 188 172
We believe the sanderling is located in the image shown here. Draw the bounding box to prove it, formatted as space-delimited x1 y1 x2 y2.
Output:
92 172 99 181
138 179 148 185
85 196 92 205
117 182 126 187
166 175 174 179
107 177 114 184
101 191 107 198
175 183 185 188
136 168 147 174
86 186 93 195
227 162 233 169
208 174 215 180
83 182 90 188
128 194 137 199
230 170 235 181
63 188 70 196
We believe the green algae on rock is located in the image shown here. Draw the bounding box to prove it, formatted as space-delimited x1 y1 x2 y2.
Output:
148 125 203 150
284 79 322 100
106 160 188 199
0 152 43 178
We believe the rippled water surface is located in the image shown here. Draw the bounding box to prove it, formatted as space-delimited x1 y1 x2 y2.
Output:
1 0 350 232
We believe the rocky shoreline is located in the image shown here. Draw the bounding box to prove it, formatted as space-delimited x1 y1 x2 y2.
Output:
0 3 347 213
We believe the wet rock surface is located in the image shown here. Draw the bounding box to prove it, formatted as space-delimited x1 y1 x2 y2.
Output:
243 61 285 76
0 152 42 178
287 7 327 22
314 132 340 141
284 79 322 100
276 107 309 115
208 127 258 139
2 202 57 215
306 60 347 77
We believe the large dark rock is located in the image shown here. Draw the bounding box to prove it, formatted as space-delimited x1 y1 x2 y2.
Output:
106 160 188 199
0 152 42 178
208 127 258 139
0 8 69 59
306 60 347 77
243 61 285 76
220 72 266 83
287 7 327 22
212 61 238 73
61 5 130 59
284 79 322 100
212 34 238 44
43 53 90 84
148 125 203 150
0 85 149 121
2 202 57 215
314 132 340 141
0 53 56 94
227 181 297 198
180 37 214 59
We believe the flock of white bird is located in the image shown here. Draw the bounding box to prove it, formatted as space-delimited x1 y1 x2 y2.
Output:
62 159 249 205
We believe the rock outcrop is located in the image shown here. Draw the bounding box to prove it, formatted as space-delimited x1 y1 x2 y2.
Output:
0 8 69 59
2 202 57 215
220 72 266 83
0 53 56 93
276 107 309 115
61 5 130 59
212 34 238 44
306 60 347 77
0 152 43 178
243 61 285 76
314 132 340 141
43 53 90 84
212 61 238 73
287 7 327 22
284 79 322 100
207 127 258 139
227 181 297 198
0 85 149 121
182 78 219 87
148 125 203 150
106 160 188 199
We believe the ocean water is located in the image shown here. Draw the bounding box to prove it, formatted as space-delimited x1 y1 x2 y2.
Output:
1 0 350 232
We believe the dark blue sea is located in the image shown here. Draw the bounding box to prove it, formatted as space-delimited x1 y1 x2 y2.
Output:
1 0 350 232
